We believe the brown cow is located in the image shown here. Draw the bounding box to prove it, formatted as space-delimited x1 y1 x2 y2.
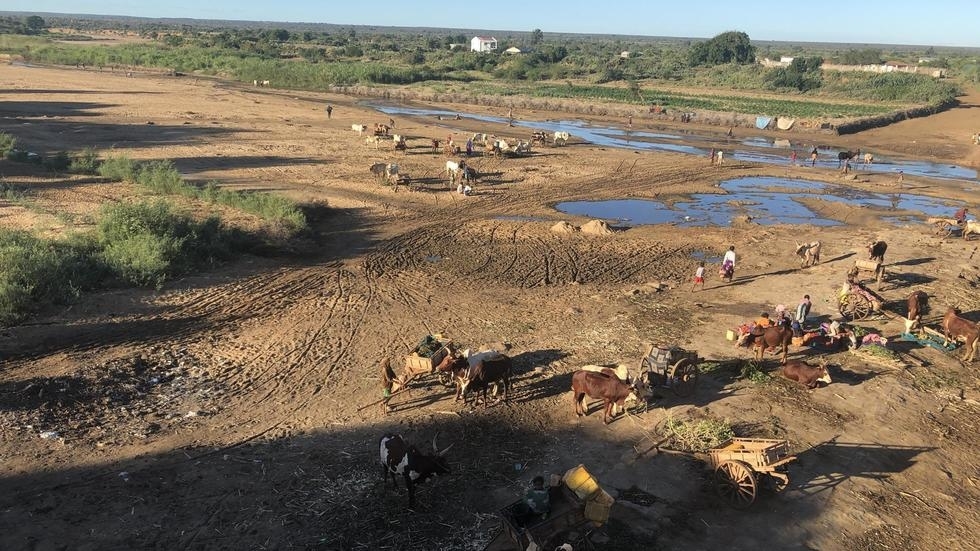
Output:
905 291 928 334
868 240 887 263
452 353 512 407
743 325 793 364
571 370 638 424
942 307 980 362
779 360 832 389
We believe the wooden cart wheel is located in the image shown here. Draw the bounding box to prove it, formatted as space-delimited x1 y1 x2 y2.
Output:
668 358 699 397
839 292 871 321
715 460 758 509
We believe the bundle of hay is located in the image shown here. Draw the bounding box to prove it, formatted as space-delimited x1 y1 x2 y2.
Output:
580 219 614 236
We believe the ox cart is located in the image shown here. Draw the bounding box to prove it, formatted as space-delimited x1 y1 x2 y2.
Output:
637 344 700 397
403 334 455 386
708 438 796 509
655 437 796 509
849 259 885 289
837 281 884 321
483 465 612 551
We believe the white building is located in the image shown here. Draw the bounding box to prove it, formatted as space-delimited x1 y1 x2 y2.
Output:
471 36 498 52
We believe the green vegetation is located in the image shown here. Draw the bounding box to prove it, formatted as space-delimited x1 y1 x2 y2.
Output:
70 148 100 175
97 201 232 287
99 156 306 233
0 132 15 156
688 31 756 66
0 230 105 325
739 361 771 384
0 26 962 120
663 414 735 452
0 198 251 324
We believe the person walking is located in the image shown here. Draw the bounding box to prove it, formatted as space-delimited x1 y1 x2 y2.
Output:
709 148 716 165
691 261 706 292
790 150 797 165
326 104 333 119
810 147 818 167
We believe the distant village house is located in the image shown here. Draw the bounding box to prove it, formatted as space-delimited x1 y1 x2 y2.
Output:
471 36 498 52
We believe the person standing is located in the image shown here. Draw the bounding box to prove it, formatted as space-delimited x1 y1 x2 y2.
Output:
796 294 812 327
465 138 473 157
790 150 798 165
810 147 818 167
691 261 706 292
326 104 333 119
716 150 724 165
709 148 716 165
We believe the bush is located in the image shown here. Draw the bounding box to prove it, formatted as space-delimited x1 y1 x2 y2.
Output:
42 151 71 172
135 160 185 195
98 155 138 181
0 230 104 325
0 132 15 156
97 200 238 288
70 148 100 174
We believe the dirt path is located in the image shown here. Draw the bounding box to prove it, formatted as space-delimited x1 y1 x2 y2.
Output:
1 64 979 551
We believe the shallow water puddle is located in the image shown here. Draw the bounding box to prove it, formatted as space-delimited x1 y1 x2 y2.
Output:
554 176 959 227
368 102 977 182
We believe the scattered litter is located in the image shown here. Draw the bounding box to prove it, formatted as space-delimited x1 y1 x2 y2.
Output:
39 431 59 440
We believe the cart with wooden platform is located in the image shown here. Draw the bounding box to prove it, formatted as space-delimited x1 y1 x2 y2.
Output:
483 465 613 551
637 344 700 397
707 438 796 509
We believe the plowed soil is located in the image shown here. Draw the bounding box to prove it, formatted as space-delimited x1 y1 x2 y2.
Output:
1 63 979 551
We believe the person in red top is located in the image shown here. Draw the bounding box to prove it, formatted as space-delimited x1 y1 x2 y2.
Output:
954 207 969 225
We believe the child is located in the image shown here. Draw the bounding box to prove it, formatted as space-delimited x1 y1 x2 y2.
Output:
691 261 705 292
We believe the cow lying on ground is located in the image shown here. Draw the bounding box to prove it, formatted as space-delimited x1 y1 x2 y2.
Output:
380 434 452 507
779 360 832 389
741 325 793 364
795 241 821 268
942 307 980 362
868 240 887 263
571 369 638 424
905 291 928 334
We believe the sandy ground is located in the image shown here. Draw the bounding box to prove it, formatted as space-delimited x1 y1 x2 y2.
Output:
1 63 980 551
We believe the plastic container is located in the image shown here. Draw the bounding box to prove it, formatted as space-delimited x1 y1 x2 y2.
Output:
726 329 736 341
563 464 600 500
585 489 615 524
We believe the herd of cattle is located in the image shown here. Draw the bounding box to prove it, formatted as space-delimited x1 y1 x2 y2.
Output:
357 123 574 188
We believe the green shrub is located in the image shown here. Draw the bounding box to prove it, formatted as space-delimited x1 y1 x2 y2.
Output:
70 148 100 174
42 151 71 172
96 201 234 288
0 132 14 156
0 230 104 325
98 155 137 181
135 160 185 195
6 149 30 163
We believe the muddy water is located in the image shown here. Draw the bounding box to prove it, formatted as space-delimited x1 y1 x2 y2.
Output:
554 176 958 227
368 102 977 182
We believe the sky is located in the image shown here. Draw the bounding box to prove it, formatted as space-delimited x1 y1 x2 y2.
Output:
6 0 980 48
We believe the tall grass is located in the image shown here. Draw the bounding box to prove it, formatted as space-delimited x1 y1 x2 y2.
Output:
97 201 231 288
0 230 105 325
0 199 250 324
0 131 15 156
98 155 306 233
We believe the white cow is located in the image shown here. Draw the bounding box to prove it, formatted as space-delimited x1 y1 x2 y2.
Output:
352 124 368 136
553 131 570 146
446 160 463 183
260 80 270 86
